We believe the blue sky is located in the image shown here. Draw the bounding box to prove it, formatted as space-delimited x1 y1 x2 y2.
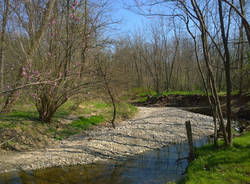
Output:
110 0 152 36
108 0 178 39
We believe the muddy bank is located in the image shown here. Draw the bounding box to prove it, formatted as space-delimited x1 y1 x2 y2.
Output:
0 107 214 174
134 94 250 120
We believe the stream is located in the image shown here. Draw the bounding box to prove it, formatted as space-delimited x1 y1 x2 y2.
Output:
0 136 210 184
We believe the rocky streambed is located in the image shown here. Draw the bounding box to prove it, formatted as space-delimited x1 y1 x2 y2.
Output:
0 107 214 174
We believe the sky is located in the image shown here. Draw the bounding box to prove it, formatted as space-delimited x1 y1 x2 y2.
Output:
107 0 180 39
108 0 250 40
109 0 153 37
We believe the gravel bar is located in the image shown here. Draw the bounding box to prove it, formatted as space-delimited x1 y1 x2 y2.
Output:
0 107 214 173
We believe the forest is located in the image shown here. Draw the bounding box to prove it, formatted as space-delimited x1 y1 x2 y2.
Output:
0 0 249 183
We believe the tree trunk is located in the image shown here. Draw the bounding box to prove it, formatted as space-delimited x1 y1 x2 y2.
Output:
0 0 10 91
96 55 116 129
218 0 232 146
191 0 229 145
238 0 250 46
222 0 250 46
36 92 67 123
185 19 218 146
238 1 245 95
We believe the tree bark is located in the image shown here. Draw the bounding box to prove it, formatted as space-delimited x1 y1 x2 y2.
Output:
218 0 232 146
0 0 10 91
238 0 245 95
191 0 229 145
185 18 218 146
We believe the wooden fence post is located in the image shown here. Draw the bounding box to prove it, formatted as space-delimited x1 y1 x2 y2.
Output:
185 120 195 161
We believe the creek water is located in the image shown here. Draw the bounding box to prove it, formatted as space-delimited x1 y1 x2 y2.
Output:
0 137 210 184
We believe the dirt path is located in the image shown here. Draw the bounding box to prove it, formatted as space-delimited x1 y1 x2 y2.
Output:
0 107 214 173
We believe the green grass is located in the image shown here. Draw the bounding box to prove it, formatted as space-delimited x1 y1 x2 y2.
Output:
129 88 241 103
128 88 157 102
0 101 74 123
160 90 206 96
94 101 111 109
130 89 207 102
184 132 250 184
0 98 138 149
0 99 138 142
50 115 105 140
0 111 39 123
78 100 138 121
136 96 148 103
0 122 17 129
217 90 239 96
48 100 137 140
54 100 76 118
117 102 138 119
71 115 105 128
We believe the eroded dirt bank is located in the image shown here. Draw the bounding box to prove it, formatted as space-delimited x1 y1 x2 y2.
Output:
0 107 214 174
134 94 250 120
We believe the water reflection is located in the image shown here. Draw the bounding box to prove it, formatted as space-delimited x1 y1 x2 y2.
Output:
0 137 210 184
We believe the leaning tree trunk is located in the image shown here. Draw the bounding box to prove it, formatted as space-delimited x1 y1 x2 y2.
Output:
190 0 229 145
185 19 218 146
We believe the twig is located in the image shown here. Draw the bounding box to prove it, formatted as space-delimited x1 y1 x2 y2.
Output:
0 137 15 146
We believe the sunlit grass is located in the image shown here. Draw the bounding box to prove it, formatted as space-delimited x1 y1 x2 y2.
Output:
130 88 241 103
184 132 250 184
0 111 38 122
71 115 105 128
160 90 206 96
49 115 105 140
0 99 138 142
131 89 207 103
0 122 17 129
47 101 138 140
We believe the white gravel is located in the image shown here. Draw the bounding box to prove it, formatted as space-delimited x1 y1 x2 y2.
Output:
0 107 214 173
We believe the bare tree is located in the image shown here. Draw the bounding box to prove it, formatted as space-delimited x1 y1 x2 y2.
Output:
222 0 250 46
33 0 114 122
185 17 218 146
1 0 56 113
95 52 116 128
129 0 232 145
218 0 233 145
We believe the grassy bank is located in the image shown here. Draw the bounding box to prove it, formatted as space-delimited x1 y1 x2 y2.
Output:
0 99 138 150
130 88 240 103
182 132 250 184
